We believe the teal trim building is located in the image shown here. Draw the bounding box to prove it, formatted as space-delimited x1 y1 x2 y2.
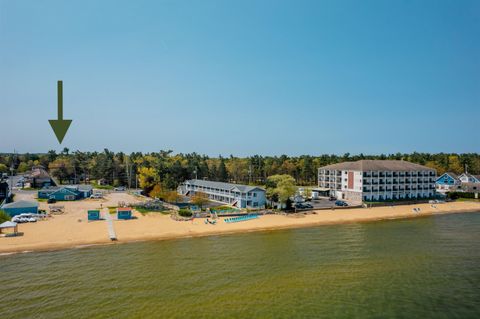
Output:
38 185 93 201
1 200 39 217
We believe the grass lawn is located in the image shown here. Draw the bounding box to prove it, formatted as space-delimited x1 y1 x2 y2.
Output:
135 207 171 216
92 183 114 190
455 198 480 202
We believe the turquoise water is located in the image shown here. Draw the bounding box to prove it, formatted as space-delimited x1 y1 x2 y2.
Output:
1 213 480 319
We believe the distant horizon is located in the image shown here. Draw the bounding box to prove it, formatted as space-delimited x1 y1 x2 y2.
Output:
1 149 479 158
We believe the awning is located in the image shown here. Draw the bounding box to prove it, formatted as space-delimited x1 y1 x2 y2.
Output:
0 221 17 228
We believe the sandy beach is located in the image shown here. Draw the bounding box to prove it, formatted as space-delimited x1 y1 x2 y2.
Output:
1 193 480 254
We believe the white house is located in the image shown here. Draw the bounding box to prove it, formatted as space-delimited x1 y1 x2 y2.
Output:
458 173 480 184
318 160 436 203
178 179 266 209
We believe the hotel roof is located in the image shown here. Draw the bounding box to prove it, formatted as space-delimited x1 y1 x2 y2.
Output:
185 179 265 193
319 160 435 172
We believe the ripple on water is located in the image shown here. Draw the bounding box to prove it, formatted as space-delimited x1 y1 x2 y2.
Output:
1 212 480 319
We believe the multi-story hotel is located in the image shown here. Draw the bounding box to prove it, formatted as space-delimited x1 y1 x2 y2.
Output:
318 160 437 202
178 179 266 209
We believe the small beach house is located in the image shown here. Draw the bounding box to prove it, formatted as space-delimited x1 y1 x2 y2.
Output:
435 172 461 192
38 185 93 201
117 207 132 220
88 210 101 221
1 200 39 217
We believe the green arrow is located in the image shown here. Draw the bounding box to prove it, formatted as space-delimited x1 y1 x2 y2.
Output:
49 81 72 144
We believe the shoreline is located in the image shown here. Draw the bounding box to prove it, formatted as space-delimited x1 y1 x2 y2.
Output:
1 201 480 255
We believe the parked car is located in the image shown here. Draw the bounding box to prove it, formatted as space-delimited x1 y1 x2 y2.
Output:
295 203 313 209
12 216 29 223
47 198 57 204
114 186 126 191
90 193 103 199
335 200 348 207
303 203 313 209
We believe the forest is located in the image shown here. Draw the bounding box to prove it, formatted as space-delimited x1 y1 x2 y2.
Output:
1 149 479 194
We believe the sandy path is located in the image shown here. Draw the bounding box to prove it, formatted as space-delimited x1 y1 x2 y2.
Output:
1 198 479 254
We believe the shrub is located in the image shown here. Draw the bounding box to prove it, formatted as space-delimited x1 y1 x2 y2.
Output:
448 192 475 200
178 208 192 217
0 209 11 223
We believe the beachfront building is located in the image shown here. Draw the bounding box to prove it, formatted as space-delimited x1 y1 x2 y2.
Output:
1 200 39 217
178 179 266 209
38 185 93 201
318 160 436 202
458 173 480 184
435 172 461 193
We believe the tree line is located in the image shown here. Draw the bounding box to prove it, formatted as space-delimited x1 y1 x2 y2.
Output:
1 149 479 194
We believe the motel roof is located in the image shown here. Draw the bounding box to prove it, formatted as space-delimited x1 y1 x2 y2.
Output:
319 160 435 172
184 179 265 193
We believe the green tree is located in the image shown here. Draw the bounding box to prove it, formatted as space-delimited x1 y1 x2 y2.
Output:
191 191 209 209
217 157 228 182
266 174 297 204
138 167 158 193
0 164 8 174
48 158 74 184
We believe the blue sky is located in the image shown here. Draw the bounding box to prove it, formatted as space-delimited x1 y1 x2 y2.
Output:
1 0 479 156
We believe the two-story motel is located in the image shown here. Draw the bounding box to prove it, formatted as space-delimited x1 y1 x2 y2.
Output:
318 160 437 202
178 179 266 209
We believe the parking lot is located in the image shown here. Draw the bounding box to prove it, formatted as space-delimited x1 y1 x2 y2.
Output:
296 197 358 210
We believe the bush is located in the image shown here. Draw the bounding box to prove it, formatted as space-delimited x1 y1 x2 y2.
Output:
0 209 11 223
448 192 475 200
178 208 192 217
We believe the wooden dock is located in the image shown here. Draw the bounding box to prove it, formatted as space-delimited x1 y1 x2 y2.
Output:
103 211 117 241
